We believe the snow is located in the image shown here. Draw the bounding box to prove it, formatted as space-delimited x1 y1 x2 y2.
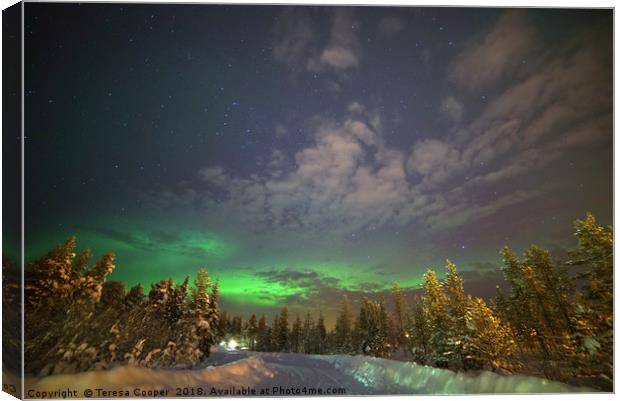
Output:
25 350 593 396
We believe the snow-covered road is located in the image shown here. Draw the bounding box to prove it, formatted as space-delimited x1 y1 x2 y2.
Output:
25 350 593 397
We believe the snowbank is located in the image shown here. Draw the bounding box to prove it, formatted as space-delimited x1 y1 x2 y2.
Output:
314 354 593 394
24 350 593 397
25 356 274 397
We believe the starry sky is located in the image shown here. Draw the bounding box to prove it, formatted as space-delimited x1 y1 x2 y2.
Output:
20 4 612 323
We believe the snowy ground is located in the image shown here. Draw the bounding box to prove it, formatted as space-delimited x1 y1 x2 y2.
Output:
24 349 594 397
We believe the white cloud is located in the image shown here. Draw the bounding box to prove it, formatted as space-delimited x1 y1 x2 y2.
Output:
406 139 463 188
274 7 362 74
318 47 359 69
411 10 611 193
448 10 534 92
151 11 610 241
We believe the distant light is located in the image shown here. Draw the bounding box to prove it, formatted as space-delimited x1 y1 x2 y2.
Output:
226 339 239 350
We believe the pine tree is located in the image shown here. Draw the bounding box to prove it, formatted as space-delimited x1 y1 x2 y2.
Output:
256 315 270 351
410 295 430 363
567 213 613 387
443 260 472 369
246 314 258 350
467 297 515 371
231 315 243 336
391 282 411 355
190 269 218 359
271 313 280 352
422 269 451 367
278 307 289 352
315 313 327 354
217 311 229 342
73 247 92 274
301 313 315 353
24 237 120 374
208 279 220 330
290 315 303 353
357 297 391 358
501 245 575 378
334 295 353 353
125 284 145 307
378 298 394 358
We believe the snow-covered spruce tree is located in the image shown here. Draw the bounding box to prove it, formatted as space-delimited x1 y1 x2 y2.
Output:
500 245 576 379
278 306 290 352
334 295 353 353
351 315 362 354
325 328 337 353
246 314 258 350
126 283 145 306
422 269 451 368
24 237 117 375
378 297 395 358
25 237 222 373
256 315 271 351
217 311 229 342
443 260 474 370
230 315 243 337
315 313 327 354
567 213 613 388
301 312 315 353
391 282 412 356
290 315 303 353
270 313 281 351
118 271 220 368
467 297 515 372
410 295 431 364
190 269 220 360
500 247 542 355
357 297 391 358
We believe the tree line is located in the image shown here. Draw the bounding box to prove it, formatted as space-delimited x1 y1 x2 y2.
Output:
215 214 612 390
9 213 611 390
22 237 221 375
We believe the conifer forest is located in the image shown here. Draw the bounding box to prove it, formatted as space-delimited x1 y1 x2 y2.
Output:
3 213 612 391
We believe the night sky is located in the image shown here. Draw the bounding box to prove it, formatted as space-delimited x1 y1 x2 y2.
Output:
21 4 612 323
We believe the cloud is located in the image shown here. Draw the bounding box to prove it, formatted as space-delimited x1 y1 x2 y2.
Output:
273 7 362 74
192 105 415 236
406 139 463 188
149 11 610 243
347 101 365 114
257 269 341 289
424 190 540 231
409 10 611 194
90 226 230 258
317 47 359 69
448 10 535 92
440 96 463 124
254 268 416 321
378 16 405 37
272 8 318 69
